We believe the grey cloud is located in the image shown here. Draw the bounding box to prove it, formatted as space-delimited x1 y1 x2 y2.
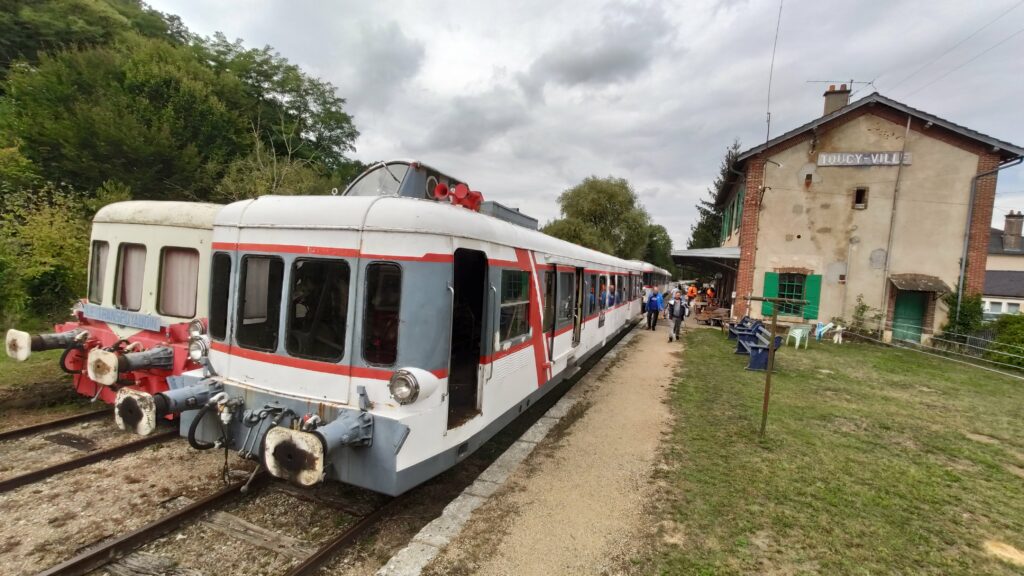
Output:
346 21 426 112
413 88 529 153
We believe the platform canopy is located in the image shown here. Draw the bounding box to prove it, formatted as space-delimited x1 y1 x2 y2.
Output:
671 246 740 271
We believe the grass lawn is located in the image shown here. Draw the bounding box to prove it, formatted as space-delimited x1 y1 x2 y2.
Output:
651 328 1024 575
0 348 64 389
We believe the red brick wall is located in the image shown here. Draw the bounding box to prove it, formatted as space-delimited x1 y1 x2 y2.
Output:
734 158 765 318
966 152 1000 295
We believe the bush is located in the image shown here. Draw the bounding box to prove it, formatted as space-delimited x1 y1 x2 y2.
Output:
941 288 984 337
986 314 1024 368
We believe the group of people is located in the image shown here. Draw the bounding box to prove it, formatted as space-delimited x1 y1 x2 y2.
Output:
643 282 718 342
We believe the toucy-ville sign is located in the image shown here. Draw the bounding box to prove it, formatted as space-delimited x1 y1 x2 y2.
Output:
817 151 912 167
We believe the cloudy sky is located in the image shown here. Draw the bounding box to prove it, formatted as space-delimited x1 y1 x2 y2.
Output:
150 0 1024 246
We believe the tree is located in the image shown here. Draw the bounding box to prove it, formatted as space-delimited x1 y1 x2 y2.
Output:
688 139 741 249
544 176 650 259
643 224 677 275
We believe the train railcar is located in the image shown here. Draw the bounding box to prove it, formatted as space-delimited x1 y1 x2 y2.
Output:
636 261 671 294
5 201 221 404
114 161 651 496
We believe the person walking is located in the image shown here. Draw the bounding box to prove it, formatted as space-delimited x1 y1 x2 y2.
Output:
647 288 662 330
686 283 698 304
668 289 687 342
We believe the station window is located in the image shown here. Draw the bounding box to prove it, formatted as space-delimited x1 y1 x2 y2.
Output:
114 243 147 311
209 253 231 341
159 247 200 318
362 262 402 365
778 273 806 316
285 259 350 362
237 256 284 351
853 187 869 209
542 270 555 332
556 272 575 328
88 241 109 304
499 270 530 342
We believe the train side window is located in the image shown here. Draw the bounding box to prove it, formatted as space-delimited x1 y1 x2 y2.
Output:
237 256 284 352
615 275 624 305
88 241 109 304
499 270 530 342
586 274 597 316
556 271 575 328
209 253 231 341
159 247 200 318
598 275 608 310
541 270 555 332
287 259 350 362
114 243 146 311
363 262 402 366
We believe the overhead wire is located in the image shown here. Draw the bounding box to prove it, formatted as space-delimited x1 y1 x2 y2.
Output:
905 24 1024 97
764 0 784 142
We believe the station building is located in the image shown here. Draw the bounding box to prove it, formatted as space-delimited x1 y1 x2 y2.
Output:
698 87 1024 342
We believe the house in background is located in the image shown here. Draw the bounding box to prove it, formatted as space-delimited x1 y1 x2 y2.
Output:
983 210 1024 320
712 86 1024 343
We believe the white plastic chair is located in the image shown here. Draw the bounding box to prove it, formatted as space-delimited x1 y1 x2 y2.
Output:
787 326 809 349
815 322 835 341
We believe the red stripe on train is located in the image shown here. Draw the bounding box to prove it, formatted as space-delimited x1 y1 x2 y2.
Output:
211 242 453 263
209 342 447 379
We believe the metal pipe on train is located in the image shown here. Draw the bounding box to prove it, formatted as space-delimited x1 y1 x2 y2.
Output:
5 328 87 361
87 346 176 386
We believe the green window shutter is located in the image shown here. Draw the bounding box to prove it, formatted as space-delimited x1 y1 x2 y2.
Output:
803 274 822 319
762 272 779 316
735 188 744 230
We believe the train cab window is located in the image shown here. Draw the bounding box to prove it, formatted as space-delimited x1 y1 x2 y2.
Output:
541 271 555 332
159 247 200 318
237 256 284 351
88 241 109 304
346 163 410 197
499 270 530 342
287 259 350 362
114 243 146 311
362 262 402 365
209 253 231 341
556 272 575 328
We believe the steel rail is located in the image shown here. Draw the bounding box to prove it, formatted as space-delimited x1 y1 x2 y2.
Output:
0 428 177 494
283 495 403 576
35 471 269 576
0 409 109 443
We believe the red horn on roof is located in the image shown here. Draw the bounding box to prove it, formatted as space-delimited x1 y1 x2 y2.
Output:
433 182 450 201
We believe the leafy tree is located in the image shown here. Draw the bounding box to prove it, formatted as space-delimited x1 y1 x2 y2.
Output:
688 139 741 249
643 224 677 276
544 176 650 259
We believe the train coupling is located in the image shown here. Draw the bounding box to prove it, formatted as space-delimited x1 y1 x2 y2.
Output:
88 345 175 386
115 383 217 436
5 328 87 361
263 409 374 487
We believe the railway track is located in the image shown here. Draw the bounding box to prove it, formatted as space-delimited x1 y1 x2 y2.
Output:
0 409 109 442
35 469 399 576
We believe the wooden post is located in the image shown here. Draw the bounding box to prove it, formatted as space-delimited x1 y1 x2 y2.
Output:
742 296 807 440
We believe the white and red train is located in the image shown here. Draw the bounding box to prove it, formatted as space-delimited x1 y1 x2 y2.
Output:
110 161 669 495
5 201 220 404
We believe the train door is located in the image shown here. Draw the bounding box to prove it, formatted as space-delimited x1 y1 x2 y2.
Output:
447 248 487 430
572 268 584 346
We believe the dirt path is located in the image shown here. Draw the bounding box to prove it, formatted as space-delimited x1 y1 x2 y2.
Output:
426 322 680 575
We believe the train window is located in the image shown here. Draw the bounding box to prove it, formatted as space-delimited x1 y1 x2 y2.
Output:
209 253 231 341
237 256 284 352
362 262 402 366
586 274 597 317
598 275 608 310
346 163 409 197
158 247 200 318
556 272 575 328
615 275 624 305
541 271 555 332
499 270 530 342
114 243 146 311
88 241 109 304
286 259 350 362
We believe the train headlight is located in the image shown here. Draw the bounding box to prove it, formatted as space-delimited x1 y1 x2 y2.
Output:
187 338 209 363
388 369 420 405
188 319 206 339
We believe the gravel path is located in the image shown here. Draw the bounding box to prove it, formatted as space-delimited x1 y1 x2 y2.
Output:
426 323 679 575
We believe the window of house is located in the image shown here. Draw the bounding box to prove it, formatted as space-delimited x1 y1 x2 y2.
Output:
88 241 109 304
114 243 147 311
287 259 350 362
853 187 869 209
209 253 231 341
159 247 200 317
778 273 806 316
988 301 1003 313
556 271 575 328
499 270 530 342
542 270 555 332
362 262 402 365
1007 303 1020 314
237 256 284 351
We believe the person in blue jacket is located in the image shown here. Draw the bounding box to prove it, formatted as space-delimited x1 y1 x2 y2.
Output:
646 288 663 330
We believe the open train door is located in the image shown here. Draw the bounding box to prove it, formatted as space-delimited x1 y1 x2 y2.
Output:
572 267 584 347
447 248 488 430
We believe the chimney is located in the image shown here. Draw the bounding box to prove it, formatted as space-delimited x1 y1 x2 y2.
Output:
823 83 851 116
1004 210 1024 251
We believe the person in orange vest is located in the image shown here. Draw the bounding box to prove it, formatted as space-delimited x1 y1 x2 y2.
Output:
706 286 716 301
686 283 698 303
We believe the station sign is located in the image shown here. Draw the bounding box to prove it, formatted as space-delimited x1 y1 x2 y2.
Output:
817 151 912 167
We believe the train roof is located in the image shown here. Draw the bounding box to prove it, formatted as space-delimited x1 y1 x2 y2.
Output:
94 201 222 230
217 195 651 271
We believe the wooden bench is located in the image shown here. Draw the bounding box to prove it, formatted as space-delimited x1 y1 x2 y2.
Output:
737 326 783 371
696 307 730 326
729 319 762 346
726 316 756 340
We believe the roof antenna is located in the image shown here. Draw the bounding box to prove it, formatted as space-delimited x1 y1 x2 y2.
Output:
765 0 785 143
